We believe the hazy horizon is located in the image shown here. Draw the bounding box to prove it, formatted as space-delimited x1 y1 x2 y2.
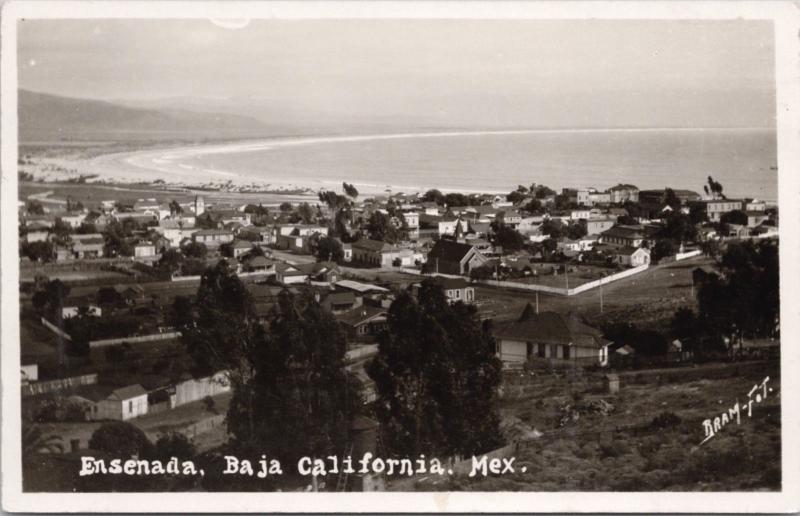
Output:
19 19 776 130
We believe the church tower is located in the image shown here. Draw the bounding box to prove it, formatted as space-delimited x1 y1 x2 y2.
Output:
194 195 205 216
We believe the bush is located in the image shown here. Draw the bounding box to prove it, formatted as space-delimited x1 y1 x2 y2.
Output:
650 411 682 429
89 421 153 458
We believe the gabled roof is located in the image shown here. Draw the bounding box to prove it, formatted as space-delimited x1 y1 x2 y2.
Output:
427 239 478 263
109 384 148 400
615 246 648 256
352 239 392 253
336 305 388 327
601 225 645 239
494 308 610 349
426 275 469 290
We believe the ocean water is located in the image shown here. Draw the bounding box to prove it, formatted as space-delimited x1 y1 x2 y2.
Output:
164 128 778 200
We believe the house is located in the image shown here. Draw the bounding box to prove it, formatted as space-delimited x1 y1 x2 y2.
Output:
274 233 314 254
192 229 234 248
60 212 88 228
70 234 105 259
613 247 651 267
351 239 400 267
493 306 612 367
318 291 361 313
337 306 388 342
600 225 647 248
244 255 275 274
417 276 475 304
497 209 522 227
746 211 769 227
693 199 744 222
342 243 353 262
587 192 611 205
401 211 420 229
71 384 149 421
133 242 157 259
425 239 489 276
745 199 767 212
419 202 440 216
61 302 102 319
569 209 591 221
25 230 51 244
607 184 639 204
556 237 581 253
438 216 462 236
584 217 617 235
231 240 256 258
275 261 340 284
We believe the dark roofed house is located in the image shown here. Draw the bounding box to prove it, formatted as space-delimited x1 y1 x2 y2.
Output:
337 305 388 342
493 305 611 367
425 239 489 276
415 276 475 304
319 290 360 313
600 225 647 249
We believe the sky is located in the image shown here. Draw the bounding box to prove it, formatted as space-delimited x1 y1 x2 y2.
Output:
18 18 776 129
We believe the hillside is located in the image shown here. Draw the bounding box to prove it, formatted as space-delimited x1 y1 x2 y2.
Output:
18 89 271 142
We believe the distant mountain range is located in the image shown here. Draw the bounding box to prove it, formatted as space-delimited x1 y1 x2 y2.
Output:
18 89 439 143
18 89 273 142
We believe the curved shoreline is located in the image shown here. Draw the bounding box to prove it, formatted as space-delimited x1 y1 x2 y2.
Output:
34 126 777 197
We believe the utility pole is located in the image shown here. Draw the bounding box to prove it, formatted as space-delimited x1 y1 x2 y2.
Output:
600 279 604 313
535 290 539 314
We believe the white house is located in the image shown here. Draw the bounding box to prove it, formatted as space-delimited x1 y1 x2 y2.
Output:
72 384 149 421
613 247 651 267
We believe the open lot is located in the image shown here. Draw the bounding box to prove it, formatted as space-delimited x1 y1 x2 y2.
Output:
396 360 780 491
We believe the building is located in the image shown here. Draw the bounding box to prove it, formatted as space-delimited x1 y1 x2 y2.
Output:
69 234 105 259
497 209 522 227
194 196 205 215
417 276 475 304
71 384 149 421
231 240 256 258
337 306 388 342
192 229 234 248
401 211 420 229
584 217 616 236
133 242 157 259
493 306 611 367
569 209 591 221
607 184 639 204
351 239 409 267
425 239 490 276
746 211 769 227
318 291 361 313
613 247 651 267
600 225 647 248
696 199 745 222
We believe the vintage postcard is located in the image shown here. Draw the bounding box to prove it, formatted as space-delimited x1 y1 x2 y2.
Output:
1 1 799 513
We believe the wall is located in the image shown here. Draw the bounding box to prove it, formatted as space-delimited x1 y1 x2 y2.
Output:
21 373 98 397
89 331 181 348
173 372 231 408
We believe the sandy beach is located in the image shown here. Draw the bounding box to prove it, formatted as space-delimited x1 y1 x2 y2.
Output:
20 127 778 199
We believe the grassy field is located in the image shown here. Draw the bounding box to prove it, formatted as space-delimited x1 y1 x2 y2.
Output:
474 256 710 332
395 360 780 491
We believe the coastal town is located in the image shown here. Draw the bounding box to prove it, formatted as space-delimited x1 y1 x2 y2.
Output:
19 173 780 491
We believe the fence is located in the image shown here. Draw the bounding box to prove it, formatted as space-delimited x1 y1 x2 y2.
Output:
479 263 650 297
89 331 182 348
181 414 226 439
22 373 98 397
41 317 72 341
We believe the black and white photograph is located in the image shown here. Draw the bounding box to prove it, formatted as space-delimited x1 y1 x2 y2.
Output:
1 1 798 513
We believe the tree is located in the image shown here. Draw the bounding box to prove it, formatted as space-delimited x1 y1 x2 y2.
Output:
52 218 73 246
421 189 445 205
651 239 677 262
506 190 527 204
706 176 724 199
228 291 363 463
296 202 315 224
720 209 748 226
566 222 587 240
31 290 49 312
102 220 133 257
489 221 524 254
182 241 207 260
96 286 124 308
22 241 54 262
659 213 697 244
218 242 234 258
153 432 196 461
540 218 563 239
531 184 556 199
169 199 183 216
156 249 185 276
663 188 681 210
367 283 503 458
279 202 293 212
26 200 45 215
671 307 699 341
89 422 153 458
343 182 359 199
522 198 542 214
367 211 406 244
312 235 344 263
689 203 707 225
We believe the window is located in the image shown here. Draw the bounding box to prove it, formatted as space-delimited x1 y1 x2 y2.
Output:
550 344 558 358
128 401 133 413
526 342 533 357
537 343 545 358
563 345 571 360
